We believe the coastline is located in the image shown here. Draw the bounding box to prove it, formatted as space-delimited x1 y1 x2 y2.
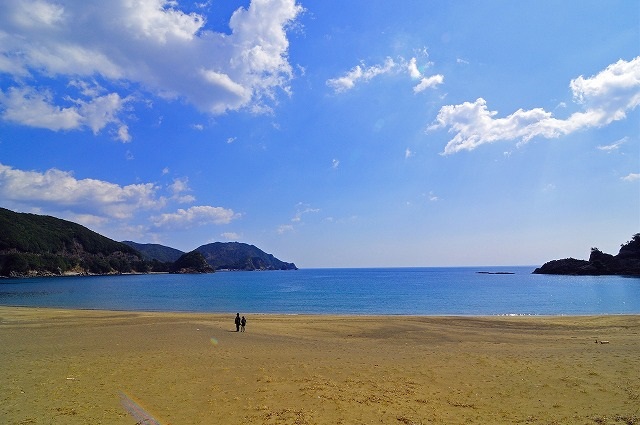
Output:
1 307 639 424
3 267 638 316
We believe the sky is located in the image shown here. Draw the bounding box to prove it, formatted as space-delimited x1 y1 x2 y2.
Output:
0 0 638 268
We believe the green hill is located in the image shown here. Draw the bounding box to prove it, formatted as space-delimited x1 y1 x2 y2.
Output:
170 251 214 274
196 242 297 271
0 207 297 277
122 241 185 262
0 207 145 277
534 233 640 276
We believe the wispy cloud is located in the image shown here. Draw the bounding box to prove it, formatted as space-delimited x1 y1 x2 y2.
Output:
597 136 629 152
277 224 294 234
326 57 397 93
327 55 443 94
277 202 319 234
430 56 640 154
291 202 319 223
221 232 241 240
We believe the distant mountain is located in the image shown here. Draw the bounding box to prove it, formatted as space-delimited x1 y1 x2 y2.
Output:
533 234 640 276
122 241 184 263
0 207 145 277
196 242 297 271
170 251 214 274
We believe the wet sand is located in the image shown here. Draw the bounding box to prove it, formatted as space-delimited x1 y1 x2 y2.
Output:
1 307 638 424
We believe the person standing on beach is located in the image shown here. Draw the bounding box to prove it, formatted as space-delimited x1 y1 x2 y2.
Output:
241 316 246 332
234 313 241 332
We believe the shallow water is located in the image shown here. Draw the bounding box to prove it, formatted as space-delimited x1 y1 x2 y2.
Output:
1 267 639 315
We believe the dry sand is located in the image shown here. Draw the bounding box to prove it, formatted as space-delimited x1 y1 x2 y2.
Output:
1 307 638 425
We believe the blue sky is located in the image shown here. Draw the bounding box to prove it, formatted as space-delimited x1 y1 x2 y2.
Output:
0 0 638 268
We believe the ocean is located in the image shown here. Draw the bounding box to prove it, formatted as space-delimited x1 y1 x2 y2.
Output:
1 267 639 315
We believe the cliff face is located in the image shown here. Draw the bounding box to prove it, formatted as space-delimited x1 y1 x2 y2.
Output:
533 234 640 276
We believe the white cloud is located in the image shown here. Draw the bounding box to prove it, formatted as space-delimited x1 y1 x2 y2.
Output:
0 162 242 238
413 74 444 93
407 57 444 93
168 177 196 203
174 195 196 206
405 148 413 159
407 57 422 79
622 173 639 182
430 56 640 154
0 86 131 142
117 125 132 143
598 136 629 152
221 232 240 240
332 158 340 169
0 87 82 131
0 0 304 135
0 162 164 219
326 57 396 93
151 205 240 229
327 55 443 94
169 177 190 194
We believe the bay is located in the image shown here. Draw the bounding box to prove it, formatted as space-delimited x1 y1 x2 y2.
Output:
1 267 639 315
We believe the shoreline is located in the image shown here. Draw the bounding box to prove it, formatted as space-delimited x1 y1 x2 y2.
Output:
2 304 639 317
2 306 639 424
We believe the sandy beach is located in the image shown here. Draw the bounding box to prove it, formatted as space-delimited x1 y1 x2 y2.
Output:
1 307 638 424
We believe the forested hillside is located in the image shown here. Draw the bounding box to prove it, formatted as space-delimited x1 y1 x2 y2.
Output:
0 208 297 277
196 242 297 271
0 208 146 277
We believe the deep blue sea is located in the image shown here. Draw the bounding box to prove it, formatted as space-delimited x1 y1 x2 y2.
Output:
1 267 639 315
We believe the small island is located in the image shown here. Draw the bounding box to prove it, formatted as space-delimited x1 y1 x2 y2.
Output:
533 234 640 276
